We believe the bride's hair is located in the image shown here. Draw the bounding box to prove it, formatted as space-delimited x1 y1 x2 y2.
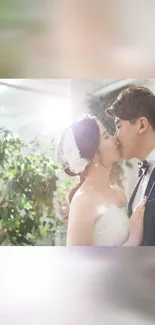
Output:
57 115 101 203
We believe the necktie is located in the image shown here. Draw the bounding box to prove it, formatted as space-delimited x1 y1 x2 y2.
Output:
128 160 149 217
138 160 149 177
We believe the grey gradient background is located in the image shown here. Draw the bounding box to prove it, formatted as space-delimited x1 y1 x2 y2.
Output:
0 248 155 325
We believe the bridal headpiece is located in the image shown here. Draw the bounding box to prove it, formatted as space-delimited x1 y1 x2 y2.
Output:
57 126 89 174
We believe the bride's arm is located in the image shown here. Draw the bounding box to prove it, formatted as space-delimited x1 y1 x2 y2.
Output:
66 194 95 246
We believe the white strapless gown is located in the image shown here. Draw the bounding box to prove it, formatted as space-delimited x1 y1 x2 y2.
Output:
93 205 129 246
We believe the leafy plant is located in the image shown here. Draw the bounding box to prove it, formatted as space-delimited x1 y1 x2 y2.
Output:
53 175 77 221
0 127 61 245
55 177 76 206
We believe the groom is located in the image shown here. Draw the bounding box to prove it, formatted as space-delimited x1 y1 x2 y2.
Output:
107 85 155 246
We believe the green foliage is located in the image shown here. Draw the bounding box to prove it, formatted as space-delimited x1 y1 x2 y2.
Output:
0 128 60 245
55 177 76 206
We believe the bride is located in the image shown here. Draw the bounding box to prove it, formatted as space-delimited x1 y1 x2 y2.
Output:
57 115 147 246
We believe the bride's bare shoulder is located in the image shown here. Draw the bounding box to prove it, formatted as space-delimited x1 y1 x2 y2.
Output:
70 187 95 214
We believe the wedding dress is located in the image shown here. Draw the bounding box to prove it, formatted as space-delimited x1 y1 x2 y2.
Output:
93 205 129 246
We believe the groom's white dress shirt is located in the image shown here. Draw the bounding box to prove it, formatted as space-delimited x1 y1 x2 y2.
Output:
132 148 155 212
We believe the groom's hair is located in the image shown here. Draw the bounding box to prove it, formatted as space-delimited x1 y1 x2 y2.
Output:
106 86 155 130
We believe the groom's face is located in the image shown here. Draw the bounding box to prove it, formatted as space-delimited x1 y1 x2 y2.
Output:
115 118 139 159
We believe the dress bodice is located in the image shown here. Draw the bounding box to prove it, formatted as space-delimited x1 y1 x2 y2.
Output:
93 205 129 246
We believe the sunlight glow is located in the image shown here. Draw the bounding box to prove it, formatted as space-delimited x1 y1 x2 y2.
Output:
40 97 74 135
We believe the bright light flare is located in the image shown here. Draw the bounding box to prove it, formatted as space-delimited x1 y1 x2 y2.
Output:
40 97 74 135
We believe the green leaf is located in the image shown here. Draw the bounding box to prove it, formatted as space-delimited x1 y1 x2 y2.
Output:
0 128 60 245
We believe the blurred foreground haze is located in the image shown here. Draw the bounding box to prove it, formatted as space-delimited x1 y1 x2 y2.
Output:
0 248 155 324
1 0 155 77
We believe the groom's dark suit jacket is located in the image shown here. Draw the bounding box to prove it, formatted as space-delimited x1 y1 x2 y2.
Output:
128 167 155 246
